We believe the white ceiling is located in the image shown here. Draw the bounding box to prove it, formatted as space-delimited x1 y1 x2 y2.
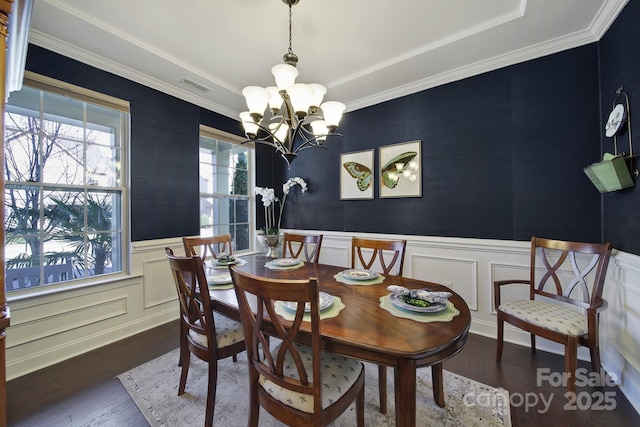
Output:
28 0 627 120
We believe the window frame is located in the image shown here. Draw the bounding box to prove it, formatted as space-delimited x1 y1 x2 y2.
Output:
4 71 131 296
198 124 256 254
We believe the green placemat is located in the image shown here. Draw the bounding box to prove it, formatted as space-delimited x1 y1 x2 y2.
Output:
379 295 459 323
334 271 386 286
274 295 345 322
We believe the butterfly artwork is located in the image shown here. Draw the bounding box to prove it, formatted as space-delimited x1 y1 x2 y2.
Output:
381 151 418 189
379 140 422 198
343 162 372 192
340 150 374 199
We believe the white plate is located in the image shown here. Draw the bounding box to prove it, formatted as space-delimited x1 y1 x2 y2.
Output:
342 269 378 281
270 258 301 267
389 293 447 313
208 273 232 285
283 292 334 312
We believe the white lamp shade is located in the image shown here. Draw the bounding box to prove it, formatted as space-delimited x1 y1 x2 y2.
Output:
287 83 314 114
269 122 289 143
320 101 346 128
310 119 328 136
242 86 269 116
271 63 298 91
266 86 283 111
308 83 327 108
239 111 259 136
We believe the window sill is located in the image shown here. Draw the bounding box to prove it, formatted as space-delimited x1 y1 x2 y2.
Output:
6 272 143 303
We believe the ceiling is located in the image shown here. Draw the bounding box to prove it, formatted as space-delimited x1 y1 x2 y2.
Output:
27 0 627 120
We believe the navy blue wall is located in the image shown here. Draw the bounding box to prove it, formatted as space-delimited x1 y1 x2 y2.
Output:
24 45 243 242
599 0 640 255
280 44 602 243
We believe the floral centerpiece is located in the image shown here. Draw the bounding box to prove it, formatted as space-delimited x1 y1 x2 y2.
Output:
255 177 307 256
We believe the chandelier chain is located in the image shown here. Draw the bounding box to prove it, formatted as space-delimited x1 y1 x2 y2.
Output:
288 2 293 55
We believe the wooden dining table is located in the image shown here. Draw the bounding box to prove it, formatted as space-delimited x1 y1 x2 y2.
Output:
209 254 471 427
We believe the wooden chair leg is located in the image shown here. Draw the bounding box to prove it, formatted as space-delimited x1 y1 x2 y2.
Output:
565 338 578 394
590 345 602 373
204 361 217 427
496 316 504 362
248 381 259 427
531 334 537 353
178 351 190 395
378 365 387 414
357 378 365 427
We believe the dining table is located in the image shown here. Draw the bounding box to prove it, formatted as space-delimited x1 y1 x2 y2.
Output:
207 254 471 427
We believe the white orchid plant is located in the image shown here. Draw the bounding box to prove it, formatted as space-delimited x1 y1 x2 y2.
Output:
255 177 308 235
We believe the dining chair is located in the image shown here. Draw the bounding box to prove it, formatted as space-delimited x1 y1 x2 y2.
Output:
282 232 323 263
183 234 233 262
351 236 407 414
165 247 246 427
181 234 236 366
494 237 613 393
229 266 365 427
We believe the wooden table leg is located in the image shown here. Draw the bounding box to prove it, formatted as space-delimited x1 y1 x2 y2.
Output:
395 359 417 427
432 363 445 407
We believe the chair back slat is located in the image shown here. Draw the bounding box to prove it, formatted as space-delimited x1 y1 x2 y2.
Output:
351 237 407 276
229 267 322 411
282 233 323 263
183 234 233 263
530 237 612 308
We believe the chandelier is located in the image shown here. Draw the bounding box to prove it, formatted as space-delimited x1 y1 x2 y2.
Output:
240 0 346 166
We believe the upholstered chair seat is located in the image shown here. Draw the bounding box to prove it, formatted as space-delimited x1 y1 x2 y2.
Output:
498 299 588 336
188 313 245 349
258 342 364 413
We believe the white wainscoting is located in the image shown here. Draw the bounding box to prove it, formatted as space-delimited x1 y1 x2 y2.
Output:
4 231 639 414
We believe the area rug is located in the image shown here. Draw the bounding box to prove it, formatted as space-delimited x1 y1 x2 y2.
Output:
118 348 511 426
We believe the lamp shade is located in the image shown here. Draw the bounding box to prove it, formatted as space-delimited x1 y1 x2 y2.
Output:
308 83 327 108
266 86 283 112
242 86 269 116
239 111 259 137
310 119 328 142
287 83 314 115
269 122 289 143
271 63 298 91
320 101 346 129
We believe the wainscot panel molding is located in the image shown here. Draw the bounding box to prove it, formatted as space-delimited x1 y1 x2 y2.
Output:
5 237 185 380
286 229 640 414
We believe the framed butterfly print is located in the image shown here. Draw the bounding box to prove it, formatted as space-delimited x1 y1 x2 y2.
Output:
340 149 374 199
379 140 421 198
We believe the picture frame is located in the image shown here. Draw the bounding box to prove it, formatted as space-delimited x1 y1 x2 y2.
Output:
379 140 422 198
340 149 374 199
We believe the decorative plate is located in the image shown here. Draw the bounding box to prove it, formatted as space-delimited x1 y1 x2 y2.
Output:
389 293 447 313
605 103 626 137
342 269 378 281
270 258 301 267
283 292 334 312
208 273 232 285
210 258 238 267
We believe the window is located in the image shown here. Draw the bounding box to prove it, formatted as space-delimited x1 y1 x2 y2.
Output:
4 73 129 292
199 125 253 252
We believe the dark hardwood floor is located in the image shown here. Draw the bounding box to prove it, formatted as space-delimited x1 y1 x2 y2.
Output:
6 320 639 426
